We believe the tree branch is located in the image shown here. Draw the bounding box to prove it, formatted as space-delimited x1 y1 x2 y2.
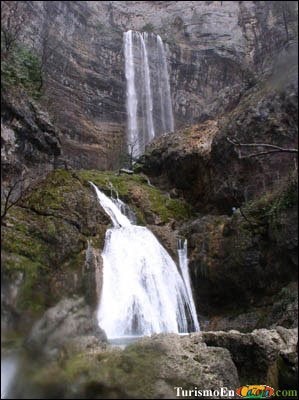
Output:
227 137 298 156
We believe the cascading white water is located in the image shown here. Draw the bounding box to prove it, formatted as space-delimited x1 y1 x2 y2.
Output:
178 239 200 332
141 32 155 143
157 35 174 134
124 30 139 156
124 30 174 158
90 182 199 339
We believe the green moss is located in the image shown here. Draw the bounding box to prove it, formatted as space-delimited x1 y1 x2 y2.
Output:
78 169 145 196
2 170 94 316
3 228 45 264
62 250 86 271
25 170 77 214
1 43 42 98
242 174 298 228
77 344 162 396
141 23 155 32
78 169 193 223
1 330 25 350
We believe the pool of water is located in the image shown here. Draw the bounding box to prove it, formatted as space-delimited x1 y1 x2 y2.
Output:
108 335 145 348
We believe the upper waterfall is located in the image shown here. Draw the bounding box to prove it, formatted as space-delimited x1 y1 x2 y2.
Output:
124 30 174 158
91 182 199 339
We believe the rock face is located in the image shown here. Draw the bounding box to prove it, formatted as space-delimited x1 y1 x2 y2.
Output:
25 297 107 360
1 87 61 186
179 174 298 330
2 1 296 171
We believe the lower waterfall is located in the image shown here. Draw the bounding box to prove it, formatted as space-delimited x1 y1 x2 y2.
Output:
90 182 199 339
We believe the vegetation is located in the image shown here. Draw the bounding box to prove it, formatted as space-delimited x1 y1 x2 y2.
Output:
1 43 42 98
142 23 155 33
241 173 298 229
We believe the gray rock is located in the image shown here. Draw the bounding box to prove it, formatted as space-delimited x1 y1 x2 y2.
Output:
83 241 103 308
201 327 298 388
25 296 107 359
20 332 239 399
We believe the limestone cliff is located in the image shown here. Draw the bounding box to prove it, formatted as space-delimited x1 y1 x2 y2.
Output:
2 1 297 173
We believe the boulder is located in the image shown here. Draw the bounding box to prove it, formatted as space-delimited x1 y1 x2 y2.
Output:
201 327 298 388
25 297 107 359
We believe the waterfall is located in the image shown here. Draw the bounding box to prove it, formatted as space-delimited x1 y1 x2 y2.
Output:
90 182 199 339
124 30 174 158
157 35 174 134
124 30 139 157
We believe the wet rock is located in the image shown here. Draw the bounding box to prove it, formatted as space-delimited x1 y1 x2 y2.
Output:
83 241 103 308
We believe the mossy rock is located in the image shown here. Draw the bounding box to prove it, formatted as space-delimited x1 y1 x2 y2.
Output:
78 169 194 224
1 169 110 326
19 345 163 399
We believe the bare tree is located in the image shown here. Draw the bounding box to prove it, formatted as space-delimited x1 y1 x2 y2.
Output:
1 176 26 224
127 138 141 170
227 137 298 159
117 137 143 171
1 1 27 56
1 168 45 224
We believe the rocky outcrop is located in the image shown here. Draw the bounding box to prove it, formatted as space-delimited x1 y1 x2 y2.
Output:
202 327 298 388
12 328 298 399
14 333 239 399
138 120 218 208
139 55 298 213
206 283 298 332
25 297 107 360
